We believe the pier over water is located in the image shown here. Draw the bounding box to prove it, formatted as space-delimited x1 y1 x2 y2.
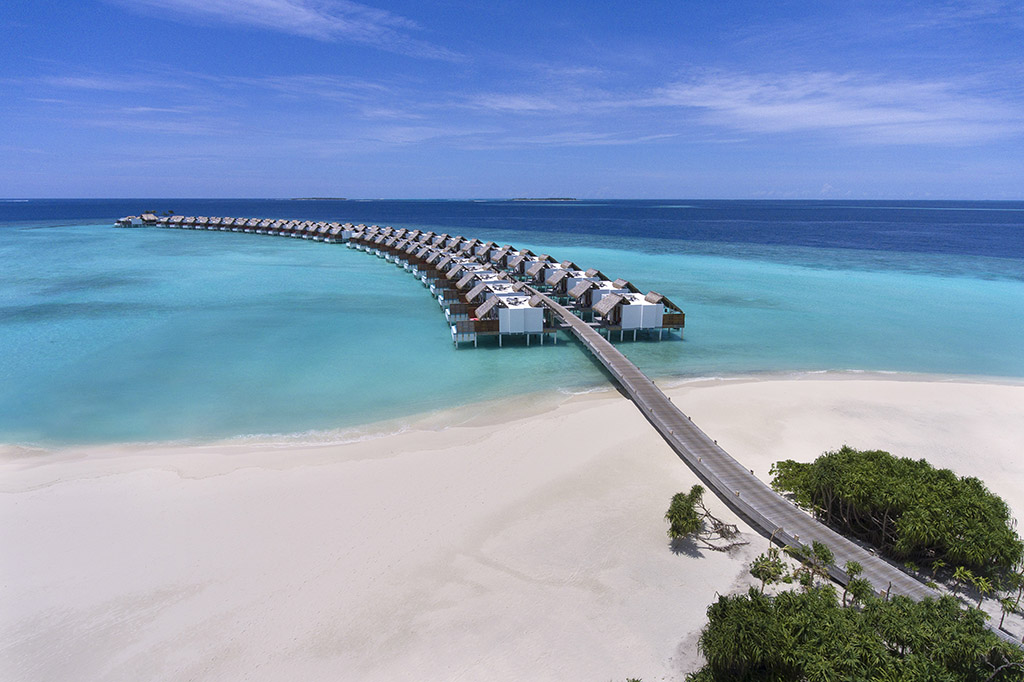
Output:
118 211 1015 643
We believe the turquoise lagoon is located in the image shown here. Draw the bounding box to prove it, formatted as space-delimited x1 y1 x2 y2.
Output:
1 201 1023 445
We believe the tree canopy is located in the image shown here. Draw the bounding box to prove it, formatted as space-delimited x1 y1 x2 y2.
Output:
770 446 1023 577
687 586 1024 681
665 484 747 552
666 485 705 540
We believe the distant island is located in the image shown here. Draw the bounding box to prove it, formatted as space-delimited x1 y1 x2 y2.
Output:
511 197 577 201
290 197 347 201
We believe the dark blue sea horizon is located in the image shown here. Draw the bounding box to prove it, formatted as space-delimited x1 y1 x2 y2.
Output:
3 198 1023 260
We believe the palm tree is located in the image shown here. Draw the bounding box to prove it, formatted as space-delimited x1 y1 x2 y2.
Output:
972 575 994 608
750 548 788 592
999 597 1017 630
952 565 974 598
842 561 863 606
665 486 703 540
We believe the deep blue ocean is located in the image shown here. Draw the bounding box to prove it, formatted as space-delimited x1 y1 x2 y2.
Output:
2 199 1022 446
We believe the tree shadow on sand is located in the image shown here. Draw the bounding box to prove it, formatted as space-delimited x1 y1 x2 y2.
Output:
670 536 704 557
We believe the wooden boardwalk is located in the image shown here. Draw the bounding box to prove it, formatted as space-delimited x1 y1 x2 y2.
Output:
527 287 936 600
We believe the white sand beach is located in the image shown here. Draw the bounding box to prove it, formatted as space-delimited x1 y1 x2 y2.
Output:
2 373 1023 681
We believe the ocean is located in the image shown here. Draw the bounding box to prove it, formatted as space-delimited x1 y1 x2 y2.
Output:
2 199 1022 446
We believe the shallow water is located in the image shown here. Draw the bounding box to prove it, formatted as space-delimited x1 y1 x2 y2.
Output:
2 200 1022 445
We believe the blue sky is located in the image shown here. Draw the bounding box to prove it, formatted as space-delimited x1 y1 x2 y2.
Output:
2 0 1022 198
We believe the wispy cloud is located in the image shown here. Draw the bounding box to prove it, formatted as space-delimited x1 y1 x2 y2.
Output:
651 71 1023 144
358 107 423 120
32 67 401 113
40 75 190 92
122 105 197 114
475 131 679 151
906 0 1024 28
79 115 233 136
366 124 497 145
27 62 1024 152
448 68 1024 147
111 0 461 60
234 74 392 102
469 94 564 113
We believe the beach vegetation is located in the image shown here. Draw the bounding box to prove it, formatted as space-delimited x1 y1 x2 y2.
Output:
954 565 976 596
1000 597 1019 630
665 485 747 552
749 547 789 592
782 541 836 591
687 584 1024 681
841 560 864 605
1002 569 1024 630
770 446 1024 579
973 575 995 607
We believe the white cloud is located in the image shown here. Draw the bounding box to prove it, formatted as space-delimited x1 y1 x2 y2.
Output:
235 74 392 102
122 106 197 114
470 131 678 150
80 116 231 136
908 0 1024 28
469 94 564 113
40 75 189 92
366 125 497 145
652 71 1022 144
32 62 1024 152
358 107 423 120
111 0 461 60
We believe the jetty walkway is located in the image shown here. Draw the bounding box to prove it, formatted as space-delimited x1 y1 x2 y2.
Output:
540 289 1020 646
528 286 937 600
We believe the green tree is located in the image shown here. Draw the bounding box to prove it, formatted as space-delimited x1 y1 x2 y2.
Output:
972 575 994 608
842 560 864 606
665 485 748 552
847 576 875 606
771 446 1023 580
665 485 703 540
954 565 976 598
786 541 835 591
750 547 789 592
999 597 1018 630
687 586 1024 681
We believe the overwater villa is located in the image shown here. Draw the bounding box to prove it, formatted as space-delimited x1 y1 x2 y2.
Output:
451 293 553 348
488 245 514 268
525 257 561 284
591 291 686 340
567 279 638 319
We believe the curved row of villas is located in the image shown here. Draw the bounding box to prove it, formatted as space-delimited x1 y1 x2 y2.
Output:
115 213 685 349
114 213 356 242
346 225 685 348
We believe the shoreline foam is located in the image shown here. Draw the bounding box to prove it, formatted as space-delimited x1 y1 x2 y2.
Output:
6 369 1022 455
